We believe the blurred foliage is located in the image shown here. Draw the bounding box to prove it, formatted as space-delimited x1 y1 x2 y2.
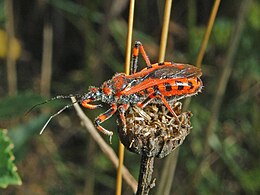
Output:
0 129 22 188
0 0 259 194
0 92 43 119
0 0 4 25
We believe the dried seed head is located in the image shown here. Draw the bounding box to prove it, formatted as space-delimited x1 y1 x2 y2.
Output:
118 102 192 158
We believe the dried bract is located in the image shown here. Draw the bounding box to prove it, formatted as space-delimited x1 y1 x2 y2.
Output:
118 102 192 158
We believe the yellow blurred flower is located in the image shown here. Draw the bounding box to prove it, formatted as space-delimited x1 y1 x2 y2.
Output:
0 29 21 60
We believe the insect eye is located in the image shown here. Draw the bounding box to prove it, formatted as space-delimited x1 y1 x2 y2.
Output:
89 86 98 92
102 81 113 95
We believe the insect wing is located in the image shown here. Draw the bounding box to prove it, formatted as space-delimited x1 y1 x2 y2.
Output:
144 64 202 80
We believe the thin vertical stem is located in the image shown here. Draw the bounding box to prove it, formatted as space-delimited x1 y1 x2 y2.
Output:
40 20 53 97
5 0 17 96
191 0 252 190
203 0 251 159
116 1 136 194
156 148 179 195
158 0 173 63
156 1 175 195
183 0 221 111
124 0 135 75
196 0 221 68
136 155 155 195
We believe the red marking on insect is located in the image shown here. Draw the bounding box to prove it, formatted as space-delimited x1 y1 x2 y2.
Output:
34 41 203 143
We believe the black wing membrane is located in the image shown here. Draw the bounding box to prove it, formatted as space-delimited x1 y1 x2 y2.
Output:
145 64 202 79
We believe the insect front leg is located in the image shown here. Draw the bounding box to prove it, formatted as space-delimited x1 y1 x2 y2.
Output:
118 104 129 132
94 103 117 143
81 99 102 109
131 41 151 74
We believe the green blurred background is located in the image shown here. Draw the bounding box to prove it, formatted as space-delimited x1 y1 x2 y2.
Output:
0 0 259 194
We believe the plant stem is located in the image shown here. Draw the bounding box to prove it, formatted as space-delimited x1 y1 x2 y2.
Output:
136 155 155 195
196 0 221 68
116 1 136 194
203 0 252 161
71 97 138 192
5 0 17 96
156 148 179 195
191 0 252 190
41 18 53 97
158 0 172 63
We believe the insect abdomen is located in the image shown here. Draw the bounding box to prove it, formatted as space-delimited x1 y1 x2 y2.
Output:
138 77 202 97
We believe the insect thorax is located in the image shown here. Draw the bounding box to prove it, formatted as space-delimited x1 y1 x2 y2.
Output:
100 93 140 105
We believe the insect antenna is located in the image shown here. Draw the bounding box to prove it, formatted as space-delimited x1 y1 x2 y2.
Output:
25 94 82 116
25 94 84 134
39 100 81 134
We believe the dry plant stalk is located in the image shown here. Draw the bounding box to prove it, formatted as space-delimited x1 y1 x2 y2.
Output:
5 0 17 96
71 97 138 192
191 0 252 189
116 0 136 194
159 0 221 193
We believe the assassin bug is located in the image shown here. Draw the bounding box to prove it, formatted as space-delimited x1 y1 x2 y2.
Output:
35 41 203 142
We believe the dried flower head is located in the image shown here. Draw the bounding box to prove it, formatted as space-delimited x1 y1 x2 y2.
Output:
118 102 192 158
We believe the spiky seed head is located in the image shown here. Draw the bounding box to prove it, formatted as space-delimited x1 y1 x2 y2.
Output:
118 102 192 158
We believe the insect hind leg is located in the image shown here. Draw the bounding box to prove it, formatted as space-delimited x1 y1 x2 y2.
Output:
137 91 181 124
131 41 151 74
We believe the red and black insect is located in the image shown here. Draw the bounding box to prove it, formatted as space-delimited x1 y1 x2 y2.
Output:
35 41 203 142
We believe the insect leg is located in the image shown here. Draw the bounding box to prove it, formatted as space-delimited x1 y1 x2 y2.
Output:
136 94 154 109
154 93 180 123
118 104 129 131
81 99 102 109
137 91 180 123
131 41 151 74
94 103 117 143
